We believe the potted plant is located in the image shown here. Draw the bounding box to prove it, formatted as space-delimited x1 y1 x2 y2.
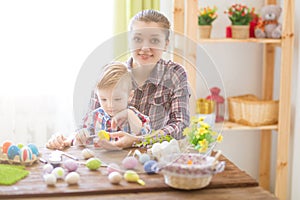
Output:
198 6 218 39
183 116 223 154
224 4 255 39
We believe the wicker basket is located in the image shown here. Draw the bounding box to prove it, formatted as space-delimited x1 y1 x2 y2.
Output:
228 94 279 126
160 153 225 190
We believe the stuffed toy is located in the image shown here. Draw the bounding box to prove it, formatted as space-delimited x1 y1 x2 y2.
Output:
255 5 282 38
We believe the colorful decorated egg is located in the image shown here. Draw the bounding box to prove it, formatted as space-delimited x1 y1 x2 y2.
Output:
27 143 39 156
2 140 13 154
63 159 79 172
139 153 150 164
7 144 20 160
20 146 33 162
122 156 138 169
86 158 102 170
143 160 158 174
52 167 65 179
43 163 54 174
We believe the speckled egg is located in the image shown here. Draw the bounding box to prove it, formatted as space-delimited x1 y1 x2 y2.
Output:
7 144 20 160
81 148 95 159
27 143 39 156
44 173 57 186
52 167 65 179
63 159 79 172
143 160 158 174
108 171 122 184
107 163 121 174
122 156 138 169
139 153 150 164
43 163 54 174
20 146 33 162
2 141 13 154
86 158 102 170
65 172 80 185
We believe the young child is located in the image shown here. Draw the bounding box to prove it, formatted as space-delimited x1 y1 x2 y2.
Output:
46 62 151 149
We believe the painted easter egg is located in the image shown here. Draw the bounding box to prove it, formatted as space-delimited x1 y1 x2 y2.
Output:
17 143 24 149
43 173 57 186
20 146 33 162
143 160 158 174
43 163 54 174
2 140 13 154
86 158 102 170
81 148 95 159
108 171 122 184
65 172 80 185
124 170 145 185
27 143 39 156
139 153 150 164
63 159 79 172
52 167 65 179
7 145 20 160
122 156 138 169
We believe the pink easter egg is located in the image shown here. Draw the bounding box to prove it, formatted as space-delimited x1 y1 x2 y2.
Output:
63 159 79 172
122 156 138 169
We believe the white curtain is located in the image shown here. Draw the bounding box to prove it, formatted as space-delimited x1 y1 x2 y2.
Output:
0 0 113 145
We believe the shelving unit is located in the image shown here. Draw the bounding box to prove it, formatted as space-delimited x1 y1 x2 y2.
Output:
173 0 294 199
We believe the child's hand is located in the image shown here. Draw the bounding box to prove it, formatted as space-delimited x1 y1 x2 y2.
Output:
46 134 70 150
74 128 90 146
111 109 128 130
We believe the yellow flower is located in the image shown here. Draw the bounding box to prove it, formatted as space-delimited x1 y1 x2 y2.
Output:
217 134 223 143
183 127 191 136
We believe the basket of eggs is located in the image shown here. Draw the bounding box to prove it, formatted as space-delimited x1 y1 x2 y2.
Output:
158 151 225 190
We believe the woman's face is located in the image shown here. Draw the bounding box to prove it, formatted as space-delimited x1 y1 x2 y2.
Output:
130 21 169 67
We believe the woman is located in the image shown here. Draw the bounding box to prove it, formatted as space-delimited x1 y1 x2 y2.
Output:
46 9 190 150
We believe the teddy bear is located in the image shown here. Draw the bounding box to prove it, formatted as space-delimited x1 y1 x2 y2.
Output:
255 5 282 39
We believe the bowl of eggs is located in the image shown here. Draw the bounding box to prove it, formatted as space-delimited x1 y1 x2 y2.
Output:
159 151 225 190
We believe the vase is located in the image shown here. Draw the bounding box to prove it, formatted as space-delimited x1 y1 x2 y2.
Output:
198 25 212 39
231 25 249 39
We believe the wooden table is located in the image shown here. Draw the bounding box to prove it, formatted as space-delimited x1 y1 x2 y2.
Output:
0 146 277 199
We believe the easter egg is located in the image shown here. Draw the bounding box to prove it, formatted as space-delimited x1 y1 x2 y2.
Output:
81 148 95 159
124 170 145 185
139 153 150 164
107 163 121 174
43 163 54 174
108 171 122 184
143 160 158 174
65 172 80 185
63 159 79 172
20 146 33 162
17 143 24 149
27 143 39 156
122 156 138 169
2 141 13 154
52 167 65 179
7 145 20 160
97 130 110 141
44 173 57 186
86 158 102 170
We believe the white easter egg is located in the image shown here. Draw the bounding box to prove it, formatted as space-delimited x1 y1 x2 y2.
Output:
81 148 95 159
151 142 162 158
44 173 57 186
43 163 54 174
52 167 65 179
65 172 80 185
108 171 122 184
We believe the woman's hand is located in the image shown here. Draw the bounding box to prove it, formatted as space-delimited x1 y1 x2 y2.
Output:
46 134 72 150
103 131 140 149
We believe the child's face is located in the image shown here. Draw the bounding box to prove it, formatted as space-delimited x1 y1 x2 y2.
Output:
130 21 169 67
97 83 130 117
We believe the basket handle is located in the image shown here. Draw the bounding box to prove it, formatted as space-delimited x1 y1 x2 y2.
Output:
211 150 222 170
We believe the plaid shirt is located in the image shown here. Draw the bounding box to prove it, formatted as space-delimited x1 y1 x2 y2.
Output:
87 58 190 139
83 106 151 136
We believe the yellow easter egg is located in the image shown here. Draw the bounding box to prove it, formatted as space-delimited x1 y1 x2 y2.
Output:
97 130 110 141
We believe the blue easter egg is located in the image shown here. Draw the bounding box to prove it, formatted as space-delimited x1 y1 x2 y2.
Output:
27 143 39 156
139 153 150 164
7 145 20 160
143 160 158 174
20 146 33 162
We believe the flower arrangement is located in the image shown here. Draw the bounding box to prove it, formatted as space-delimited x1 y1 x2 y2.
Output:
183 116 223 153
198 6 218 26
133 130 173 148
224 4 255 25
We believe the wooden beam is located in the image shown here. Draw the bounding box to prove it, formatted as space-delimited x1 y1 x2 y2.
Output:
275 0 294 199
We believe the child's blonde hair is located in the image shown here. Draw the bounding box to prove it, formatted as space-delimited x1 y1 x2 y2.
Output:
129 9 171 40
97 62 132 91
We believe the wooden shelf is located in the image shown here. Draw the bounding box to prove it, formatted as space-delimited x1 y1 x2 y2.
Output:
215 121 278 131
198 38 281 45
